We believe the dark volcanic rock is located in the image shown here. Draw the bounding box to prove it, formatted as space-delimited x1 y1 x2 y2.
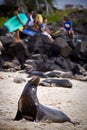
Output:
0 26 8 36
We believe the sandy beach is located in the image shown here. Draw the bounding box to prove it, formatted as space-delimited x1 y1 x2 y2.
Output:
0 71 87 130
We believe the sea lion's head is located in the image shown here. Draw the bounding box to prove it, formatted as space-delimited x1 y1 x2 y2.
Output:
29 76 40 96
21 76 40 100
32 76 40 86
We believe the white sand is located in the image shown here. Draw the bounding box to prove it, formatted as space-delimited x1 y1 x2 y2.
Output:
0 71 87 130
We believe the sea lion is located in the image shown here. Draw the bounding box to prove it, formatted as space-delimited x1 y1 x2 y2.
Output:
27 70 47 78
40 78 72 88
14 77 79 125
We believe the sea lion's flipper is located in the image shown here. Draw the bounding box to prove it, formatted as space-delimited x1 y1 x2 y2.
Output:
14 110 23 121
70 121 80 126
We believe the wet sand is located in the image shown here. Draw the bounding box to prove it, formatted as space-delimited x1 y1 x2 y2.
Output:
0 71 87 130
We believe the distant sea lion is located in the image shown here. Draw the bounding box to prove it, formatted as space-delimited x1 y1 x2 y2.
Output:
40 78 72 88
45 71 60 78
27 70 47 78
14 77 79 125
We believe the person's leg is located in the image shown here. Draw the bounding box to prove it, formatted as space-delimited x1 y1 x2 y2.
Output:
15 30 22 42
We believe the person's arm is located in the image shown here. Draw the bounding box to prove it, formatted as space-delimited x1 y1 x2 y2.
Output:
40 27 45 32
39 24 45 32
69 21 74 34
17 14 25 26
14 11 24 26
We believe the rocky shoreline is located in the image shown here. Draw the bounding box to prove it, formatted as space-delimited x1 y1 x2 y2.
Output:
0 21 87 82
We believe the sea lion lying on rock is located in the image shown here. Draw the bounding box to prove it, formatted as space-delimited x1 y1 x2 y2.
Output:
14 77 79 125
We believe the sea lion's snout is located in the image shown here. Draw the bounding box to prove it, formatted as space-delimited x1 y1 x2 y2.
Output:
32 76 40 86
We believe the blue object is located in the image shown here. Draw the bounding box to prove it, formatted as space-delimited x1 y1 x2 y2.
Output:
23 29 37 36
64 21 72 31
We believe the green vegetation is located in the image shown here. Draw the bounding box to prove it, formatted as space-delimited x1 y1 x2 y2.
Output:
45 9 84 23
44 9 87 26
0 17 9 27
0 8 87 27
